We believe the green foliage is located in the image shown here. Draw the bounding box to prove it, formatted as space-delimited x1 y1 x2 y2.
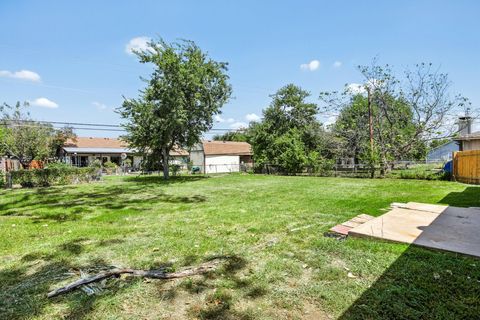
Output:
0 171 4 188
272 129 308 174
320 61 472 175
212 131 248 142
250 84 333 174
388 164 450 181
0 102 76 165
103 161 117 175
10 166 98 188
169 164 181 176
119 38 232 179
88 159 102 169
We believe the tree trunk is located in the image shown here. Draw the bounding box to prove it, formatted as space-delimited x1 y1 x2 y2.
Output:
161 147 169 180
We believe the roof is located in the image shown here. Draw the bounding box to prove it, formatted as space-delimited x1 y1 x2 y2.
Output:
202 141 252 156
63 137 189 156
63 147 132 154
454 132 480 141
64 137 128 149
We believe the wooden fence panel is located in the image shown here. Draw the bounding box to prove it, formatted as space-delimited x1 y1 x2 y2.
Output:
453 150 480 184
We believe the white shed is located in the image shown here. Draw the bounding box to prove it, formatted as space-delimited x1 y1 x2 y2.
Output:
190 141 253 174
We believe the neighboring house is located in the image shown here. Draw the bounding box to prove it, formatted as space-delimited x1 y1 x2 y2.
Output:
60 137 188 169
190 140 253 173
426 141 459 163
455 132 480 151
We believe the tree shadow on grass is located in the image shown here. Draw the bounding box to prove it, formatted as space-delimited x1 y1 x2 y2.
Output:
124 175 209 185
339 245 480 319
438 186 480 208
0 180 207 223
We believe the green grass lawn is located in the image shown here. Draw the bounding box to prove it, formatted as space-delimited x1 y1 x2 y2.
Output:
1 174 479 319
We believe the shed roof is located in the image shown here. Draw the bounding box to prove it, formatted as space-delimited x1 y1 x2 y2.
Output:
454 132 480 141
202 141 252 156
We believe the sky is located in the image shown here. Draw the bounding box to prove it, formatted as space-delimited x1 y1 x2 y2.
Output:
1 0 479 138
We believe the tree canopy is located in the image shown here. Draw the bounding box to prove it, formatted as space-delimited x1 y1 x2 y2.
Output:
119 38 232 179
1 102 75 166
249 84 333 174
320 62 472 174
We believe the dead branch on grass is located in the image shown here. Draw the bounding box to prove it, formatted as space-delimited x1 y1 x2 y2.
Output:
48 257 226 298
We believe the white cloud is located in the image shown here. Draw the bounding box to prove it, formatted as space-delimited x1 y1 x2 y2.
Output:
300 59 320 71
346 83 366 95
0 69 41 82
30 97 58 109
92 101 107 110
125 36 151 55
245 113 261 122
333 61 342 68
230 121 248 129
215 115 235 123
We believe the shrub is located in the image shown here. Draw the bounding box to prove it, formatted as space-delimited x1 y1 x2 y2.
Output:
10 166 98 188
103 161 117 175
169 164 181 176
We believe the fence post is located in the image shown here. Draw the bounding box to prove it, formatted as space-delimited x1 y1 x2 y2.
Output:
5 172 12 189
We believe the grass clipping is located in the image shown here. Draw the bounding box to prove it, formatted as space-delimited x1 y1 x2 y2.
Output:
48 257 226 298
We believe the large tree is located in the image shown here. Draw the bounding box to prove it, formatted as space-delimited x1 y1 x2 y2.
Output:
320 62 472 175
1 102 75 166
119 38 232 179
250 84 333 174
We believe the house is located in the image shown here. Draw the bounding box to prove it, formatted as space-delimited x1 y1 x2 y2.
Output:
455 132 480 151
60 137 188 169
426 141 459 163
453 116 480 151
426 116 479 162
190 140 253 173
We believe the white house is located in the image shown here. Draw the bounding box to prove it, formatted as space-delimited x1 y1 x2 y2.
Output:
190 140 253 174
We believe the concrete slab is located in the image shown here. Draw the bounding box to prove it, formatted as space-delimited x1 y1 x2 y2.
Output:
349 203 480 258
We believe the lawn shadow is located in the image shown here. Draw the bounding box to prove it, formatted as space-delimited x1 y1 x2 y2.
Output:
124 175 209 185
0 178 207 222
338 245 480 319
438 186 480 208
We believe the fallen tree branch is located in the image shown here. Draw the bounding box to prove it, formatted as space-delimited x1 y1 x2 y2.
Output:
48 258 225 298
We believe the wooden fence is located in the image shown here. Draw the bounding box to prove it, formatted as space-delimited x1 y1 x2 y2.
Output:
453 150 480 184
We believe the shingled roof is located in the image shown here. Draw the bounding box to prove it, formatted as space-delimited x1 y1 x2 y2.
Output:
454 132 480 141
65 137 127 149
202 141 252 156
63 137 189 156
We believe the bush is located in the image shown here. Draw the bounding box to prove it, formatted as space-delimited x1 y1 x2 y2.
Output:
169 164 181 176
11 165 99 188
103 161 117 175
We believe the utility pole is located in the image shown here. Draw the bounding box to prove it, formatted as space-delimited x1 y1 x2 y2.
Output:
367 86 375 178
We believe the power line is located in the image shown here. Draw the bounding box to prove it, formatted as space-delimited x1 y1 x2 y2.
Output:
2 120 244 132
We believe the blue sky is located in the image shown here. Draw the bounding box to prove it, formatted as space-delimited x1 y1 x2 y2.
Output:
1 0 479 137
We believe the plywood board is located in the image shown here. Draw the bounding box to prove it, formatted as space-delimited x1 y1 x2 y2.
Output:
349 204 480 258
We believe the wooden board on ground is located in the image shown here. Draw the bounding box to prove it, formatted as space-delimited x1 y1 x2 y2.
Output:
329 214 375 236
349 202 480 258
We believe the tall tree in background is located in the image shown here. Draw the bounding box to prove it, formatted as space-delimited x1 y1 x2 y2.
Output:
250 84 333 174
1 102 75 166
119 39 232 179
320 62 472 175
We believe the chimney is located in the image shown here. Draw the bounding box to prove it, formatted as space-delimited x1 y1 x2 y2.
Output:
458 116 473 136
